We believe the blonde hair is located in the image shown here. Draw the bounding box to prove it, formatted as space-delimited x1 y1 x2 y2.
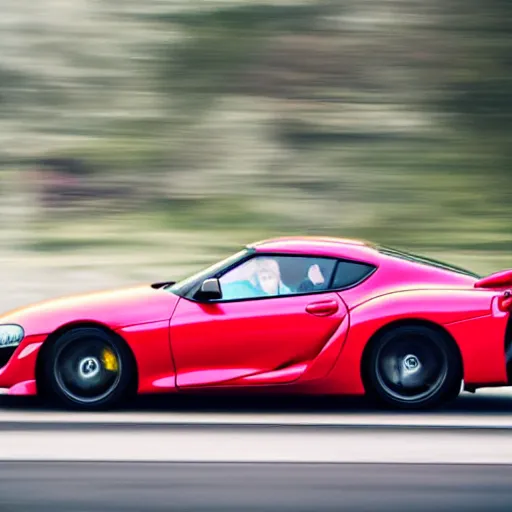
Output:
249 258 280 285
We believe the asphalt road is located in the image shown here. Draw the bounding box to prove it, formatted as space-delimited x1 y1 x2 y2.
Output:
0 462 511 512
0 390 512 510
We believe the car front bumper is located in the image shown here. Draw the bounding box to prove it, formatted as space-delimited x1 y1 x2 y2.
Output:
0 334 46 395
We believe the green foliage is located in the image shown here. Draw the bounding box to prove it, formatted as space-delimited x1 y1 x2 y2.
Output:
438 0 512 131
42 138 167 173
159 3 330 109
153 4 328 31
1 0 511 263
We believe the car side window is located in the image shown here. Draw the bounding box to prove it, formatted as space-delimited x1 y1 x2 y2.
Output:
219 255 337 301
331 260 376 289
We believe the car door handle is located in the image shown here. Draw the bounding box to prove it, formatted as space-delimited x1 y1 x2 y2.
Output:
305 300 339 317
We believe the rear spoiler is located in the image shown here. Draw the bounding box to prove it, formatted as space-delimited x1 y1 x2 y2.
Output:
475 270 512 289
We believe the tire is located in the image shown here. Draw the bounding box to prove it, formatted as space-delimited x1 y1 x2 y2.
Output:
42 327 135 410
365 325 462 410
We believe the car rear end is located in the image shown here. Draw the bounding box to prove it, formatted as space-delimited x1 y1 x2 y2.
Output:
505 301 512 379
475 271 512 382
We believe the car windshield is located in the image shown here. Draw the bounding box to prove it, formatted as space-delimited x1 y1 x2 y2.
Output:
377 245 480 278
166 249 250 296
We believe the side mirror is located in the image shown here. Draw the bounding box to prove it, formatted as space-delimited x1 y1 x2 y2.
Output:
196 278 222 301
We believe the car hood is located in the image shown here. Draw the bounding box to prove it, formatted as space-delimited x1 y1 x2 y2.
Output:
0 285 180 337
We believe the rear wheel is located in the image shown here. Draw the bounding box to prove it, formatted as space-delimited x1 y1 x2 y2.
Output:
365 325 461 409
43 327 134 410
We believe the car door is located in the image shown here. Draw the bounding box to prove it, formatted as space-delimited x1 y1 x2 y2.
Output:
169 254 349 388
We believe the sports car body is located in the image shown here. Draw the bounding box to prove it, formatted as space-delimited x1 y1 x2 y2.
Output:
0 237 511 409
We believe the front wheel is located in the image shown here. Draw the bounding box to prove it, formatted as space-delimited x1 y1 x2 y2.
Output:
365 325 462 410
42 327 135 410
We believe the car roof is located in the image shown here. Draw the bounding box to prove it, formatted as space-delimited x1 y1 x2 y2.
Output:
249 236 479 284
249 236 380 263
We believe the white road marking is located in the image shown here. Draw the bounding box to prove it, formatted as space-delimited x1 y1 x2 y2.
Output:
0 389 509 464
0 428 510 464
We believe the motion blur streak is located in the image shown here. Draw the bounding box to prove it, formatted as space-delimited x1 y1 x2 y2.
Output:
0 0 511 310
1 0 511 510
0 463 511 512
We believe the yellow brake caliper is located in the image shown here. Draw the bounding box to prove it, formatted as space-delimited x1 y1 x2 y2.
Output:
101 348 119 372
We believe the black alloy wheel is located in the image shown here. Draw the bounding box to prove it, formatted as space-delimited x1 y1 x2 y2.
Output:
43 327 134 410
365 325 461 409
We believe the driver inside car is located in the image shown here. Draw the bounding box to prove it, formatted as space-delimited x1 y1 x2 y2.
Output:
220 258 292 300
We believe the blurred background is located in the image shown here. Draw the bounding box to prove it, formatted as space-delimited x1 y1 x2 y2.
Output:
0 0 511 310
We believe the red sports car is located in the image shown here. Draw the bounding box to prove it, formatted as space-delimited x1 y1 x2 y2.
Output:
0 237 511 410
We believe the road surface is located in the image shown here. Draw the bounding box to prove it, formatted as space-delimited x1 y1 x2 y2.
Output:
1 462 511 512
0 389 512 510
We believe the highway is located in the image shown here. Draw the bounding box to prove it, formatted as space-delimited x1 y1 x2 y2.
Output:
0 388 512 510
1 462 511 512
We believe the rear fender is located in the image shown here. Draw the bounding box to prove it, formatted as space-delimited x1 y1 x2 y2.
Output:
324 289 497 395
445 311 508 387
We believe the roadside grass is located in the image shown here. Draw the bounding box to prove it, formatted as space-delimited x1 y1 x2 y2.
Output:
17 204 512 281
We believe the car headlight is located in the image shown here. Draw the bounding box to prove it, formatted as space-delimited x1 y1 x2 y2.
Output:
0 325 24 348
